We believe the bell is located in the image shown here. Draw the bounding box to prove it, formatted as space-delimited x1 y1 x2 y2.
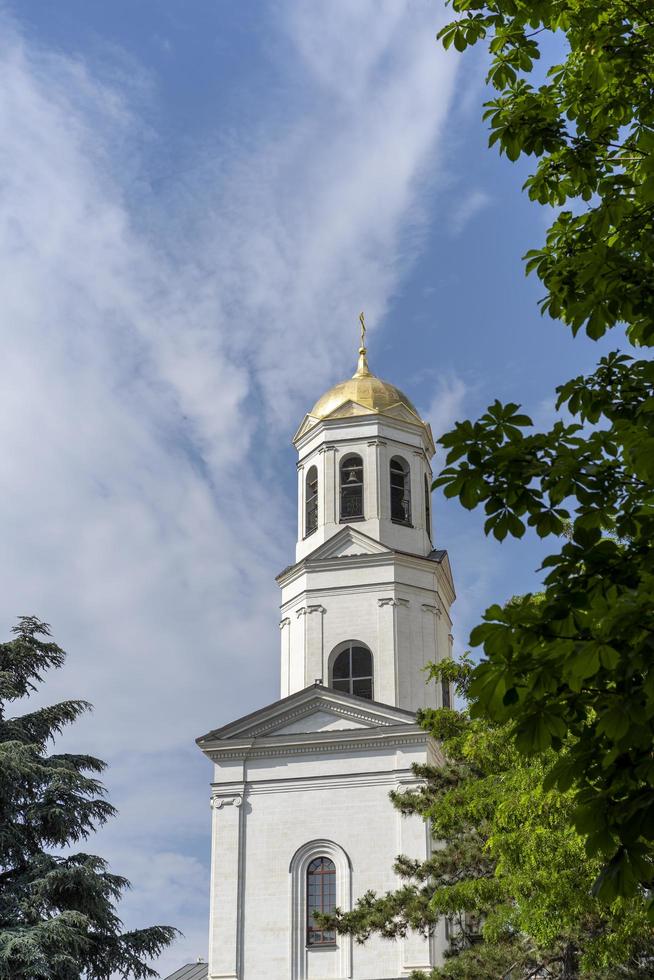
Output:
347 470 358 483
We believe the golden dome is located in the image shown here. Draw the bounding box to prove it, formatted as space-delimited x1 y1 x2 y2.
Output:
308 348 425 428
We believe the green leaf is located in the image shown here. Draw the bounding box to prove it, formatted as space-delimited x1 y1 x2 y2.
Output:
515 714 552 753
566 644 601 681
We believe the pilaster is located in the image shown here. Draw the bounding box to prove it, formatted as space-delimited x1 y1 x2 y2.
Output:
420 603 442 710
279 618 291 699
365 439 385 522
377 597 410 707
296 605 326 687
296 461 304 542
395 779 433 975
319 444 337 529
208 790 245 979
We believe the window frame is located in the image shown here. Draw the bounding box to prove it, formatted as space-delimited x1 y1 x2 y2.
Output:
330 641 374 700
339 453 364 523
306 857 336 947
390 455 412 526
305 465 318 537
289 839 352 978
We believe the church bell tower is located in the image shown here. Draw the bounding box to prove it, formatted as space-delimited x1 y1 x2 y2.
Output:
279 333 454 712
197 324 455 980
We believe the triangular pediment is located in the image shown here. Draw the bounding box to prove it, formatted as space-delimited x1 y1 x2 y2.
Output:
197 685 417 748
305 526 391 562
263 708 371 735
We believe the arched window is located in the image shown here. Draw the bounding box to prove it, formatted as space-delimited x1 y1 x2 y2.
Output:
424 473 432 540
331 642 373 699
390 456 411 524
305 465 318 536
340 454 364 521
290 839 352 976
306 857 336 946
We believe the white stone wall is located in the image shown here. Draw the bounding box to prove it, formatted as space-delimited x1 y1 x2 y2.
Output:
279 555 454 712
207 740 447 980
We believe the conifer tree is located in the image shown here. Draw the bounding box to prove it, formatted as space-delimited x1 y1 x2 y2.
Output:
0 616 177 979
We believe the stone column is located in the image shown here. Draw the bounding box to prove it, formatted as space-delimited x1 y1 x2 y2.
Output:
208 791 245 980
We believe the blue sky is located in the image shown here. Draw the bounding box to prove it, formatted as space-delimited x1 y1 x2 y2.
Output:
0 1 616 973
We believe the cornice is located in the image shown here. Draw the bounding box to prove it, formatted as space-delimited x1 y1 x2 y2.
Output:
204 724 429 763
277 543 453 590
230 770 423 795
294 413 433 456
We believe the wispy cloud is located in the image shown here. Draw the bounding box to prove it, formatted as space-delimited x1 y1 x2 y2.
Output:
0 2 460 971
449 187 492 236
423 372 469 444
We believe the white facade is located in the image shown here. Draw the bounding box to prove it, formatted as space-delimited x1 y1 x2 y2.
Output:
198 351 455 979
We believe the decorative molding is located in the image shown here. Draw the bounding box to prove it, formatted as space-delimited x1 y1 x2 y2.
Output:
211 793 243 810
207 731 427 762
366 439 387 447
318 445 337 454
421 602 442 618
244 702 397 738
279 617 291 630
296 604 325 619
378 597 410 608
246 770 415 795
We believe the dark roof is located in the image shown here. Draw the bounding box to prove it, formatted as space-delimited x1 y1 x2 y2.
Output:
196 682 417 745
162 964 208 980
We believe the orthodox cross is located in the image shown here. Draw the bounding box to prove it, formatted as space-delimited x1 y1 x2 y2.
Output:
359 311 366 350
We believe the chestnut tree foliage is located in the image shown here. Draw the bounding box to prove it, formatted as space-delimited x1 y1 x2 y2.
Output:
0 618 177 979
432 0 654 901
326 661 654 979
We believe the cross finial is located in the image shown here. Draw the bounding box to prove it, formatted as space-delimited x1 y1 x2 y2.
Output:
353 310 371 378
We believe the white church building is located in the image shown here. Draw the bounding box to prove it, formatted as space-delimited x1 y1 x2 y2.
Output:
169 337 455 980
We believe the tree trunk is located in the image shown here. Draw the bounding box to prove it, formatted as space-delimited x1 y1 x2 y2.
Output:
561 942 579 979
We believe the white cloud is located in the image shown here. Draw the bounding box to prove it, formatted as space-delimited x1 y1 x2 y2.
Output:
449 188 492 236
0 2 460 972
423 372 468 444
